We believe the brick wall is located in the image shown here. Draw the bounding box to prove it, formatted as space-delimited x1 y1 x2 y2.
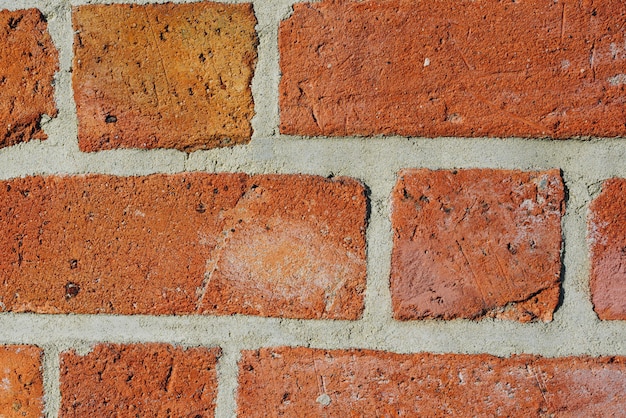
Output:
0 0 625 416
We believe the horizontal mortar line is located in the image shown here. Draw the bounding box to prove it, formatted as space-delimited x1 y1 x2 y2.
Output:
0 314 623 356
4 137 626 176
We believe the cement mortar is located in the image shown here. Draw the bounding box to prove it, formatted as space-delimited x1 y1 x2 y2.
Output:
0 0 624 416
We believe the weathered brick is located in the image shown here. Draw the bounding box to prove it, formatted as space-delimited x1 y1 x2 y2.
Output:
0 346 43 417
0 9 58 148
72 3 257 152
239 347 626 416
280 0 626 138
0 173 366 318
588 178 626 320
60 344 220 417
390 169 564 321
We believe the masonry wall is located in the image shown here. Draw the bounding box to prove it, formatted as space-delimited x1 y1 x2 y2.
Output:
0 0 625 416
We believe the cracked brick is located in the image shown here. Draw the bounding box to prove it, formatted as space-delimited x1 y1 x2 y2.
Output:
390 169 564 321
0 173 366 318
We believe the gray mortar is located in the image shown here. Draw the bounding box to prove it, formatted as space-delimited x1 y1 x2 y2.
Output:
0 0 625 416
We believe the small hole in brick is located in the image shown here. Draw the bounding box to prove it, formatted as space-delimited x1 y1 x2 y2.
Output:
213 188 219 194
70 259 78 269
196 202 206 213
65 282 80 299
8 16 22 30
105 115 117 124
199 53 206 63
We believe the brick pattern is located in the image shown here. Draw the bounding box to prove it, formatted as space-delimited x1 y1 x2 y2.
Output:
588 178 626 320
0 173 366 318
390 169 564 322
280 0 626 138
1 1 625 415
0 346 43 418
239 347 626 417
0 9 58 148
60 344 220 417
72 3 257 152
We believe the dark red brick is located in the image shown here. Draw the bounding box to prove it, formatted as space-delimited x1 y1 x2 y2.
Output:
60 344 220 417
239 347 626 417
588 178 626 320
390 169 564 321
280 0 626 138
73 3 257 152
0 173 366 318
0 9 58 148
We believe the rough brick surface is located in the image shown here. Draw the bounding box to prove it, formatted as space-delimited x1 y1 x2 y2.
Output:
239 347 626 417
73 3 257 152
0 346 43 417
588 178 626 320
390 169 564 321
0 173 366 318
60 344 220 417
0 9 58 148
280 0 626 138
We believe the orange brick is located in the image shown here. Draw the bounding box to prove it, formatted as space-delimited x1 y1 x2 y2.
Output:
239 347 626 416
72 3 257 152
0 173 366 318
60 344 220 417
588 178 626 320
280 0 626 138
0 346 44 417
0 9 58 148
390 169 564 321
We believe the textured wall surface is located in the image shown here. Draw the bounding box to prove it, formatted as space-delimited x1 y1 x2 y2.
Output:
0 0 625 416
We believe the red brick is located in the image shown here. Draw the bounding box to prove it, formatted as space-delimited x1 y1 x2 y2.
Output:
588 178 626 320
239 347 626 417
60 344 219 417
72 3 257 152
280 0 626 138
390 169 564 321
0 346 43 417
0 9 58 148
0 173 366 318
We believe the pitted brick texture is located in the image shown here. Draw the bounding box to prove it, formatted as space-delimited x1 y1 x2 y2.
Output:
0 9 58 148
60 344 220 417
390 169 564 321
588 178 626 320
239 347 626 417
0 173 366 318
280 0 626 138
0 346 43 417
73 3 257 152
